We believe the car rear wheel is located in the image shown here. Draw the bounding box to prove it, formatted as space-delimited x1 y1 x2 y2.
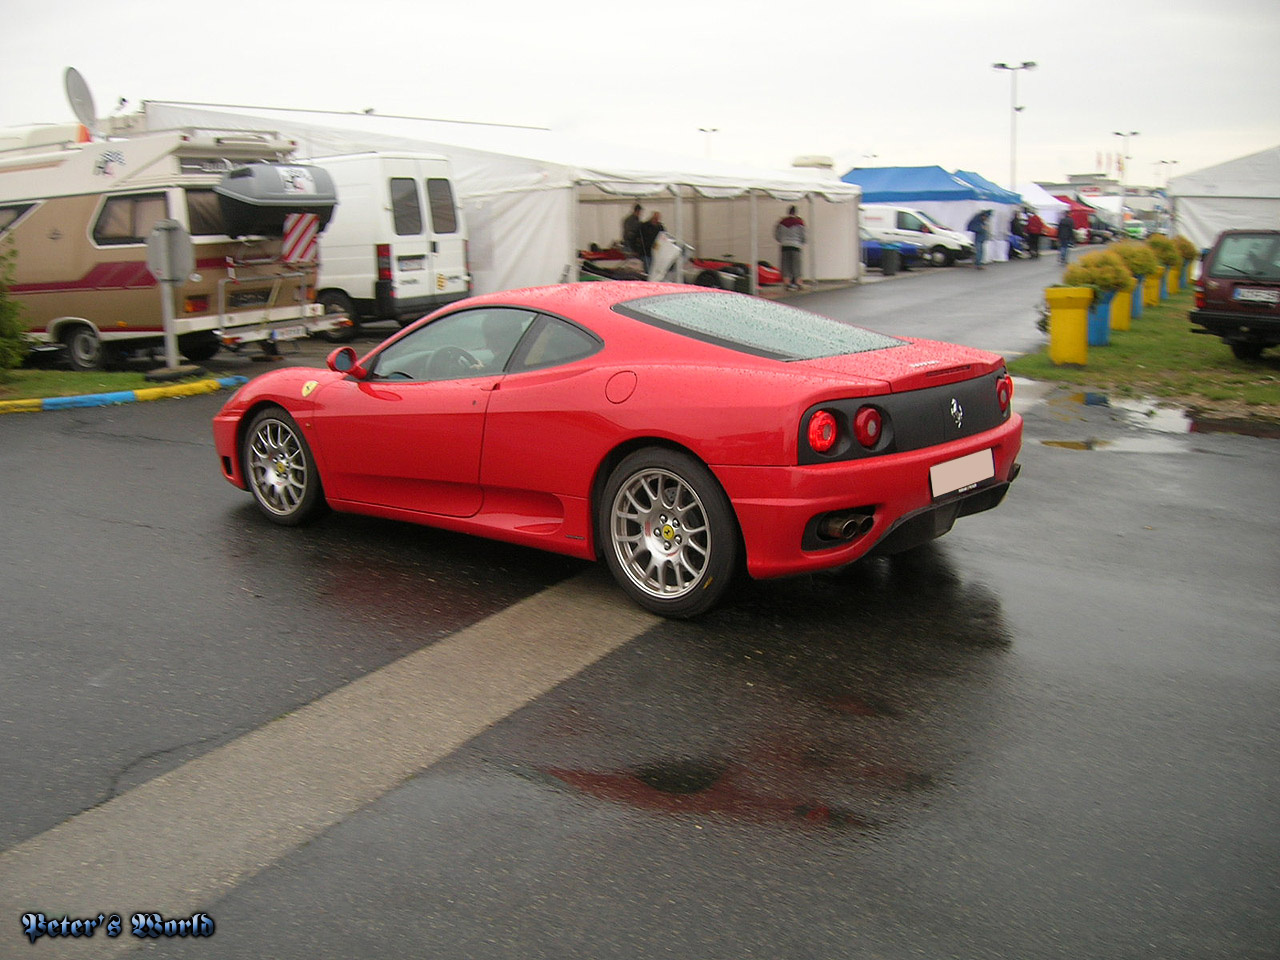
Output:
243 407 327 525
600 448 739 618
1230 342 1265 361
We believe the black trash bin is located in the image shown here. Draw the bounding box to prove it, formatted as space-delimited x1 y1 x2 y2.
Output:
881 247 900 276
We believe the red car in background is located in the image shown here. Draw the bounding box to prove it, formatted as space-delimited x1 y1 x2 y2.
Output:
213 283 1022 617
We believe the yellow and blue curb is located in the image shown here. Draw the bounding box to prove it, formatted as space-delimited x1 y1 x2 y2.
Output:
0 376 248 415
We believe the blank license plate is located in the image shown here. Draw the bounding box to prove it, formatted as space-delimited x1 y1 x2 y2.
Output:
1235 288 1279 304
270 325 307 341
930 449 995 498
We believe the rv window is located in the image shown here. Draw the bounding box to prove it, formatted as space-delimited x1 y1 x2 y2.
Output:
0 203 34 237
185 189 225 236
389 178 424 236
93 193 168 246
425 179 458 234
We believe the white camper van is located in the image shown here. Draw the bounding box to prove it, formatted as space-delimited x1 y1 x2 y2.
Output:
860 205 974 266
0 122 343 369
310 153 469 339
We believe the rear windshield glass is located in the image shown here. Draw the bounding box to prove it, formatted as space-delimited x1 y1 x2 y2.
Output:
616 292 903 360
1211 234 1280 281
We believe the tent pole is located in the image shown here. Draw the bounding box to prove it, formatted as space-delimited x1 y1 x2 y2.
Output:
674 187 685 284
749 192 759 296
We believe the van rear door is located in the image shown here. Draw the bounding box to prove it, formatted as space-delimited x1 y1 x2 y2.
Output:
423 174 468 302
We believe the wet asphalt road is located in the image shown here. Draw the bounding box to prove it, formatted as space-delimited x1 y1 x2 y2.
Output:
2 260 1278 958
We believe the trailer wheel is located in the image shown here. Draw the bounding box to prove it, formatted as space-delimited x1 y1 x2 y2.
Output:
62 325 104 371
693 269 725 289
318 291 358 343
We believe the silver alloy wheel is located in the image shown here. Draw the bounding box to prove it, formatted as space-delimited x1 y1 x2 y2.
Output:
609 467 712 600
247 416 310 517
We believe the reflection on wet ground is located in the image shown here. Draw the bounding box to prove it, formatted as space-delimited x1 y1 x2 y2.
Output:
475 544 1013 835
1043 390 1280 444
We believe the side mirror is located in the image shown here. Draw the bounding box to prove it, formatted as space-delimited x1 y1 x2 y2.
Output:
327 346 367 379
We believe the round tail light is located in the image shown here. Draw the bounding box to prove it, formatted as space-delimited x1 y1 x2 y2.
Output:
853 406 883 449
807 410 839 454
997 375 1014 413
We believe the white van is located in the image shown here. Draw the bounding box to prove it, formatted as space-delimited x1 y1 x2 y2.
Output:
861 205 974 267
311 153 470 338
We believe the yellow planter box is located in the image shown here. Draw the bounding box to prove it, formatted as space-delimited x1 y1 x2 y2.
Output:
1046 286 1092 365
1110 288 1132 331
1143 270 1161 306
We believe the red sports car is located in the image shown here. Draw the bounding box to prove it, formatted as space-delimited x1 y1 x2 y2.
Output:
213 282 1022 617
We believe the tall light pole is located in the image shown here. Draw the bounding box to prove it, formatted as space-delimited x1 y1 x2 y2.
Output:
698 127 719 158
1113 130 1139 197
992 61 1036 189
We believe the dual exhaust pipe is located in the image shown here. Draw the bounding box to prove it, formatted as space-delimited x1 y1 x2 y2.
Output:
818 510 875 542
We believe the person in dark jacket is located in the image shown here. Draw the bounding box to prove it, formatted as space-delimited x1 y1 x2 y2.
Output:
967 209 992 269
621 204 643 259
1057 210 1076 265
639 211 665 266
774 206 806 290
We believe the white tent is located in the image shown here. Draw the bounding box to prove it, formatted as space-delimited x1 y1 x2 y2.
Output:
1017 182 1069 224
141 103 861 295
1168 146 1280 249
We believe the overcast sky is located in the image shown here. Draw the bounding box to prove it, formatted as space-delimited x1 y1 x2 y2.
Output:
5 0 1278 188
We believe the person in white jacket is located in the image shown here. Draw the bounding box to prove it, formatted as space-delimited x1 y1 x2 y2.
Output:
774 206 806 290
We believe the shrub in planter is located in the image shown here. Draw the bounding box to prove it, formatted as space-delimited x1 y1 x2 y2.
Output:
1062 249 1135 294
1145 232 1179 268
1173 235 1198 262
1112 240 1160 278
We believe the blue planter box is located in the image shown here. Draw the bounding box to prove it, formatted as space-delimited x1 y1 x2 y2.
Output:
1088 290 1115 346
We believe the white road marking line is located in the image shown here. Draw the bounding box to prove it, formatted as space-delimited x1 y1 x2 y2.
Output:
1 570 655 957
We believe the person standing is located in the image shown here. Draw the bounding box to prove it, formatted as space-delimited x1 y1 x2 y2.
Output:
639 210 665 268
1026 211 1045 259
774 206 806 290
622 204 643 259
967 209 992 269
1057 209 1076 265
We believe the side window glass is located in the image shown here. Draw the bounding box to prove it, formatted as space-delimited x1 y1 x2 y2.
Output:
389 178 423 236
0 202 33 237
425 178 458 234
185 189 225 236
512 316 602 372
370 308 536 382
899 212 922 232
92 193 168 245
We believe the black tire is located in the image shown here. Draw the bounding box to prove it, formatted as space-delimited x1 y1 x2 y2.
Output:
1230 341 1265 361
62 325 104 371
318 291 358 343
693 269 725 289
178 332 221 363
242 407 327 526
928 246 954 267
599 448 739 618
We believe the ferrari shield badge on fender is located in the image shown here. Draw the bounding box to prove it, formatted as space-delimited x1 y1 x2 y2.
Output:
302 380 318 398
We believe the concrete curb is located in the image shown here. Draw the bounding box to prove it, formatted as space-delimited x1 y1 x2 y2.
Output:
0 375 248 415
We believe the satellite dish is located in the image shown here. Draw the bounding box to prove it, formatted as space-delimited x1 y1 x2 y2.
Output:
64 67 100 137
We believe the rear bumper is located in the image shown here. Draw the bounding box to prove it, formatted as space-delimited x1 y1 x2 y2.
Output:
714 415 1022 579
1190 308 1280 345
375 282 471 322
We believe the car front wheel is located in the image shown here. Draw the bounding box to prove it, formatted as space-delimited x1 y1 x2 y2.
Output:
599 448 739 618
242 407 327 525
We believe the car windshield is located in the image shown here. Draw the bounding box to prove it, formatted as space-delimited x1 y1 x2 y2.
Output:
1211 234 1280 281
617 292 904 360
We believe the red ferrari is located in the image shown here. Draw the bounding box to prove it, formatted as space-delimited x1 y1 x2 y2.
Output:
213 282 1022 617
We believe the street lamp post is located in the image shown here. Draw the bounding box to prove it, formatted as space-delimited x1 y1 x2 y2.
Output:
992 61 1036 190
1113 129 1139 199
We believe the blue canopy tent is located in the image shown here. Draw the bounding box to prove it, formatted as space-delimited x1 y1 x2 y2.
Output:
843 165 1023 260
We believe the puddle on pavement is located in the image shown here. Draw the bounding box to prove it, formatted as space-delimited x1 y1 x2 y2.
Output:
1041 392 1279 449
